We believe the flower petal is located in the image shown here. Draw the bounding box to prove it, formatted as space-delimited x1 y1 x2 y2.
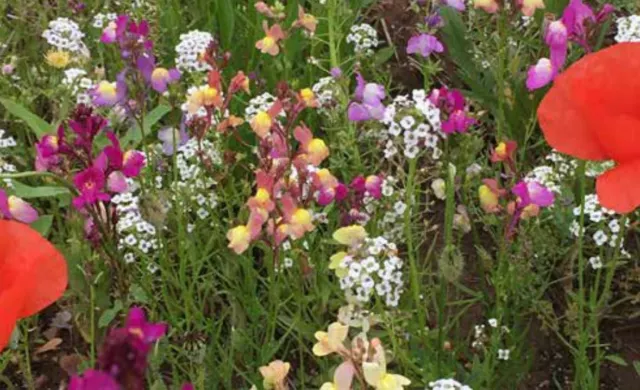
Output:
596 159 640 213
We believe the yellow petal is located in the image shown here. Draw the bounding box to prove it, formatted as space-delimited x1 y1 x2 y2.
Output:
332 225 367 246
363 362 383 387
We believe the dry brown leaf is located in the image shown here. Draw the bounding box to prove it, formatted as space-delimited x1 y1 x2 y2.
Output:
34 337 62 355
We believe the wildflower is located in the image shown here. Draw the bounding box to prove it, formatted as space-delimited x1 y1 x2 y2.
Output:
230 71 250 94
69 370 119 390
259 360 290 390
247 170 275 213
294 124 329 166
0 190 38 224
293 6 318 34
474 0 499 13
538 43 640 213
103 132 146 178
431 178 446 200
0 220 68 351
333 225 367 247
72 166 110 209
442 0 466 11
313 169 345 206
488 318 498 327
137 54 181 93
329 252 350 278
312 322 349 356
512 180 555 210
330 67 343 78
545 21 568 69
348 73 386 122
490 140 517 163
478 179 505 213
185 85 222 114
406 34 444 57
227 212 265 254
282 197 314 240
298 88 318 108
158 126 189 156
320 362 356 390
498 349 510 360
363 341 411 390
100 21 117 43
526 58 554 91
251 101 282 139
92 78 126 107
256 22 285 56
589 256 603 269
519 0 545 17
45 50 70 68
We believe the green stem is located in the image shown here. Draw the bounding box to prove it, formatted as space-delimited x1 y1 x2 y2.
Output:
574 161 589 386
404 158 425 332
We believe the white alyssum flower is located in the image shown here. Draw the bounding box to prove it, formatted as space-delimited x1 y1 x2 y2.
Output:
428 378 473 390
42 17 87 54
498 349 510 360
615 15 640 43
346 23 379 56
488 318 498 328
589 256 603 270
175 30 214 72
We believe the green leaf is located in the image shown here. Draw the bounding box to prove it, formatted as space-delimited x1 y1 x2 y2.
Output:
633 360 640 376
605 354 628 366
31 215 53 236
0 98 53 137
121 104 172 147
11 181 70 199
217 0 236 50
98 300 123 328
374 46 396 67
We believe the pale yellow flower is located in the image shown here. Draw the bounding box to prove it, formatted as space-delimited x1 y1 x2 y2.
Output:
313 322 349 357
259 360 290 390
332 225 367 247
45 50 70 68
363 342 411 390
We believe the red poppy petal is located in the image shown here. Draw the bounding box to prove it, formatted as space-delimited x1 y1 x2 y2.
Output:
0 279 24 351
539 43 640 161
596 159 640 214
0 220 68 319
538 63 606 161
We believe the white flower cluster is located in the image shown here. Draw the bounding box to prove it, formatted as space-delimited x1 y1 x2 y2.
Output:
346 23 379 56
428 378 472 390
471 319 511 352
615 15 640 42
62 68 93 105
175 30 214 73
569 194 630 256
0 129 17 188
42 17 87 54
244 92 279 121
91 12 117 29
311 76 339 113
171 138 221 223
112 190 161 273
379 90 443 160
338 236 405 307
376 176 406 242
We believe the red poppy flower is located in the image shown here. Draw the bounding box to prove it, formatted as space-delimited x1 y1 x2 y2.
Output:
538 43 640 213
0 220 67 351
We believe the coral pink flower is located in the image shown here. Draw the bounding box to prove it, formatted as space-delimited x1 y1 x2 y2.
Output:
256 22 285 56
0 190 39 224
294 125 329 166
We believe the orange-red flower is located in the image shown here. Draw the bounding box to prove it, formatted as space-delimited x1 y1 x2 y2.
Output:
0 220 67 351
538 43 640 213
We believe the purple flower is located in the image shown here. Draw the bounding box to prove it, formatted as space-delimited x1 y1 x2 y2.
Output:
72 167 110 209
103 132 146 178
107 171 128 193
407 34 444 57
545 21 568 69
69 106 108 149
69 370 120 390
91 73 127 107
429 86 476 134
1 63 14 75
347 73 386 122
526 58 555 90
0 190 39 224
35 134 61 172
442 0 466 11
426 13 444 28
158 126 189 156
330 67 343 78
512 181 555 208
561 0 595 39
124 307 167 345
137 54 181 93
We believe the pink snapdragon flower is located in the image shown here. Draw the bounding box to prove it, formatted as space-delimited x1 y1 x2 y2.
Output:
526 58 555 91
407 34 444 57
429 87 476 134
347 73 386 122
72 166 111 210
136 54 181 93
103 132 145 177
0 190 39 224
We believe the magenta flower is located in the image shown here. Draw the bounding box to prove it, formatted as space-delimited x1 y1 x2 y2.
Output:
347 73 386 122
107 171 128 193
69 106 108 149
407 34 444 57
512 181 555 208
72 167 110 209
35 134 61 172
137 54 181 93
545 21 568 69
103 132 145 178
526 58 555 91
561 0 595 40
365 175 383 199
442 110 476 134
69 370 119 390
0 190 39 224
124 307 167 345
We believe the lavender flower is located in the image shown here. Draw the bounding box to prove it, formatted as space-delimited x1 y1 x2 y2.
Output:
406 34 444 57
347 73 386 121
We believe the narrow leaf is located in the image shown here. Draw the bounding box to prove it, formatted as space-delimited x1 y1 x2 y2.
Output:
31 215 54 236
12 181 70 199
0 98 53 137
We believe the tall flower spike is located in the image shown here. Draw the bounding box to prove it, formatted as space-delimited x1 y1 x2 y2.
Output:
538 43 640 213
0 220 68 351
